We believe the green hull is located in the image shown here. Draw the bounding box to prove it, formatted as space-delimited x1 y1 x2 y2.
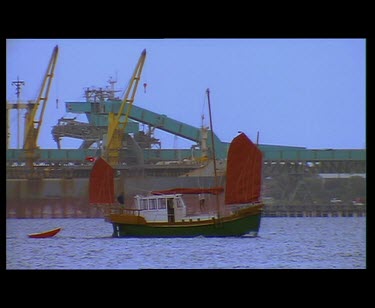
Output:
111 213 262 238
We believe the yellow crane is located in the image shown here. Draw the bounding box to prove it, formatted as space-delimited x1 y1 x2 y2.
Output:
23 45 59 168
104 49 146 166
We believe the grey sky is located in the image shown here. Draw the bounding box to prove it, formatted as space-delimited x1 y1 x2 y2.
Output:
6 38 366 150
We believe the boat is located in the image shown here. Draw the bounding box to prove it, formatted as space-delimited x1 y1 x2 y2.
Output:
28 227 61 238
97 132 263 237
89 89 264 237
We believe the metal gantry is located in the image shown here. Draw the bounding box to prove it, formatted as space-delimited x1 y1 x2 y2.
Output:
22 45 59 168
104 49 146 166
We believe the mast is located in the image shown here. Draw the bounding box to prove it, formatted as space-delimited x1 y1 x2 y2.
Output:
11 76 25 149
206 88 221 219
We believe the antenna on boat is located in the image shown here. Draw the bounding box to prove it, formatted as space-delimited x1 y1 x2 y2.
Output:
206 88 221 219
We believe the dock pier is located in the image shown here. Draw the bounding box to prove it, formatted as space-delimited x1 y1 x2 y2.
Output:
262 204 366 217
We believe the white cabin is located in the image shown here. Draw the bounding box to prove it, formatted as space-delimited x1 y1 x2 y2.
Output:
134 194 187 223
133 194 217 223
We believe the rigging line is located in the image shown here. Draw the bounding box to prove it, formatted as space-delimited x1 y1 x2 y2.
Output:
201 90 207 127
55 60 59 109
142 61 148 94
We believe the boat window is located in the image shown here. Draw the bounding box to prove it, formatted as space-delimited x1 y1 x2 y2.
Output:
149 199 157 210
158 198 167 209
140 199 148 210
175 198 183 208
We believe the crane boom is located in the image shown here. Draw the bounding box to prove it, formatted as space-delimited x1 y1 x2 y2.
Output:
104 49 146 166
23 45 59 167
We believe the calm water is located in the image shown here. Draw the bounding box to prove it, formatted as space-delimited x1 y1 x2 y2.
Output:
6 217 366 269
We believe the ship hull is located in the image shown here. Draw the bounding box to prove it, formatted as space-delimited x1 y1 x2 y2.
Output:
110 205 262 238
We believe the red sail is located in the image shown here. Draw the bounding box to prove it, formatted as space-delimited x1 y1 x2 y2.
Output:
89 157 115 205
151 187 224 195
225 133 263 205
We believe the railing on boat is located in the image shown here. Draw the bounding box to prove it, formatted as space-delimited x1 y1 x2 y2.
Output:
107 207 143 216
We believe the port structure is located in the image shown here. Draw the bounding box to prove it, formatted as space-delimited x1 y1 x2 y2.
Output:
53 98 365 172
7 45 59 168
7 90 366 176
103 49 146 166
5 47 366 217
6 46 365 178
8 76 25 149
